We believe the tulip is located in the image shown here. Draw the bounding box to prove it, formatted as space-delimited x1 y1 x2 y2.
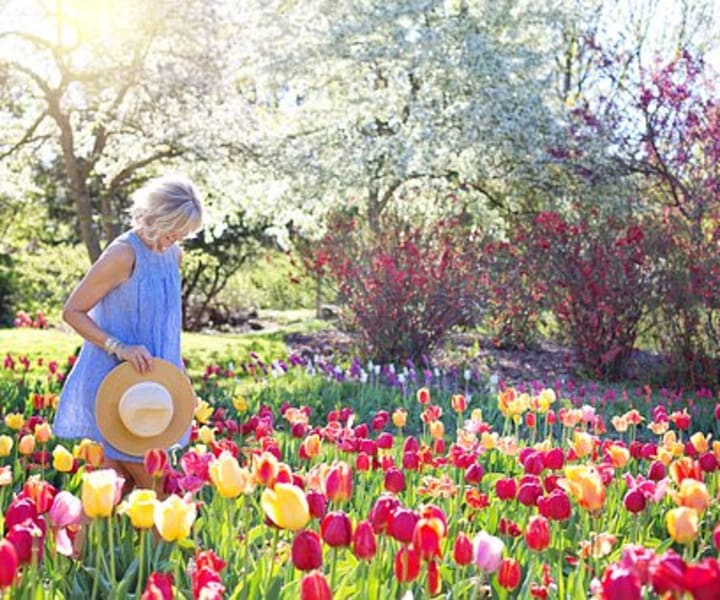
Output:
376 432 393 449
260 483 310 531
673 478 710 513
320 511 353 547
7 520 44 565
253 452 280 487
120 489 157 529
326 462 353 503
517 481 543 507
558 465 605 512
5 497 38 530
52 445 74 472
300 571 332 600
453 532 473 566
495 478 517 501
368 494 400 534
648 461 667 481
299 434 321 460
23 477 57 514
306 489 327 519
48 491 82 529
34 423 52 444
497 558 521 591
154 494 197 542
209 451 255 499
394 545 422 583
388 508 420 545
353 520 377 560
525 516 550 551
413 517 444 561
684 557 720 600
144 448 169 478
0 539 18 588
606 444 630 468
4 413 24 430
18 434 35 456
393 408 407 428
416 387 431 405
384 468 405 493
291 530 323 571
650 550 687 595
142 572 174 600
0 434 13 457
82 469 124 518
75 439 104 467
624 489 646 514
464 463 484 484
537 489 571 521
666 507 699 544
601 566 642 600
429 420 444 439
472 531 504 573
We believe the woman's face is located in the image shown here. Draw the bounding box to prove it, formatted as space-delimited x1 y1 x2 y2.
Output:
156 229 188 253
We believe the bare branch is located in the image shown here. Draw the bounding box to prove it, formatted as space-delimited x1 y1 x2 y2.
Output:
0 110 48 160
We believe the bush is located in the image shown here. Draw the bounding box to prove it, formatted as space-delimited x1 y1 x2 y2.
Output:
512 210 660 379
0 252 16 326
307 213 484 363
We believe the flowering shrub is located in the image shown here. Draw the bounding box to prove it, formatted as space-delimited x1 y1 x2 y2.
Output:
511 210 659 379
13 310 49 329
305 213 484 363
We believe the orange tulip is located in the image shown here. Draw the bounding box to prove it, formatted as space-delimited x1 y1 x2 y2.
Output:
558 465 605 512
570 431 594 459
666 507 698 544
673 479 710 514
606 445 630 468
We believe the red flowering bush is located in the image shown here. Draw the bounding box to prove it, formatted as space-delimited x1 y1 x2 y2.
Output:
305 213 484 363
511 210 660 379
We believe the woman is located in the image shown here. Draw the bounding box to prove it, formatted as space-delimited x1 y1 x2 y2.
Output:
54 175 203 492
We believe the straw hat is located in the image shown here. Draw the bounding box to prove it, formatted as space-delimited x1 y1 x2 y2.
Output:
95 358 195 456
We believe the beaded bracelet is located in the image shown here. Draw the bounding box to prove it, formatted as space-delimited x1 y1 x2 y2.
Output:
104 336 125 358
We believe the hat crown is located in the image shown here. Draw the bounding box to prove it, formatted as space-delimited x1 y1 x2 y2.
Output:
118 382 174 438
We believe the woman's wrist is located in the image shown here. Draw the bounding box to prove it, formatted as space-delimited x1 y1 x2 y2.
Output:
104 336 126 358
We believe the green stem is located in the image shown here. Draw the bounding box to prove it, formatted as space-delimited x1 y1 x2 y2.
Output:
91 521 100 600
330 546 339 592
266 527 280 592
107 515 116 587
136 529 146 598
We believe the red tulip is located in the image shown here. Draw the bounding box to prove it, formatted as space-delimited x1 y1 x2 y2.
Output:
464 463 484 484
412 518 443 561
517 481 543 507
384 468 405 493
292 530 323 571
142 572 174 600
402 451 419 470
647 461 667 481
495 478 517 501
452 532 473 566
376 432 393 448
144 448 169 478
525 516 550 551
601 567 642 600
326 462 353 503
388 508 419 545
306 490 327 520
394 545 421 583
7 519 45 565
525 412 536 428
320 511 352 547
300 571 332 600
699 452 718 472
537 489 571 521
497 558 521 591
4 497 38 530
624 489 646 513
543 447 564 470
498 517 522 538
650 550 687 596
356 452 371 472
0 539 18 588
403 436 419 453
684 557 720 600
368 494 401 534
22 478 57 514
416 387 431 405
352 520 377 560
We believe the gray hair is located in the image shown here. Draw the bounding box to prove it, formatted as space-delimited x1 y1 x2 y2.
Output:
129 176 203 243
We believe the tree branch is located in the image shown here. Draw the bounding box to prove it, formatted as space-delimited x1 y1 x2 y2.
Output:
0 111 48 160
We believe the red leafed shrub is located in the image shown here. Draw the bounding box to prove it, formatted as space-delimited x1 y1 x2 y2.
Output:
307 214 484 363
513 210 660 379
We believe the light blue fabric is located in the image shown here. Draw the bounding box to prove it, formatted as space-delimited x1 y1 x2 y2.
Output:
54 230 189 463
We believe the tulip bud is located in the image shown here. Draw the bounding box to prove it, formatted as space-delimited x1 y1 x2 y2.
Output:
144 448 169 479
291 530 323 571
0 539 18 588
464 463 484 484
495 478 517 501
300 571 332 600
394 545 421 583
384 468 405 493
525 516 550 551
623 489 646 514
18 434 35 456
497 558 521 590
368 494 400 534
472 531 504 573
326 462 353 503
453 532 473 566
388 508 419 544
320 511 353 547
353 520 377 561
648 461 666 481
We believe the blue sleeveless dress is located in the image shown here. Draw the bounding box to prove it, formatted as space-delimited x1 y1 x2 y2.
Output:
54 230 189 463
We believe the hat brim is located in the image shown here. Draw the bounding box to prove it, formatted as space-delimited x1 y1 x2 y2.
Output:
96 358 195 457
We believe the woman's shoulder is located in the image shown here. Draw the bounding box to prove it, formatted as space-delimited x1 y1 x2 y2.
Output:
98 236 136 271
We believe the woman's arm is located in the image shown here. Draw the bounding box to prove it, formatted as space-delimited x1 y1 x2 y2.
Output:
63 243 154 373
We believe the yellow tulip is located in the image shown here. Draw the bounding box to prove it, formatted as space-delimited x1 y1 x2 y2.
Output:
232 396 248 413
392 409 407 429
0 434 13 457
209 452 255 498
194 399 213 424
429 420 445 440
690 432 709 454
74 439 105 467
154 494 197 542
198 425 215 444
52 445 74 472
571 431 595 459
666 507 698 544
558 465 605 512
260 483 309 531
673 479 710 514
4 413 24 431
18 434 35 456
82 469 123 518
120 489 157 529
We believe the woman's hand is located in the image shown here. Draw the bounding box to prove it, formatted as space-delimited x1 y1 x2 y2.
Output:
117 344 154 374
